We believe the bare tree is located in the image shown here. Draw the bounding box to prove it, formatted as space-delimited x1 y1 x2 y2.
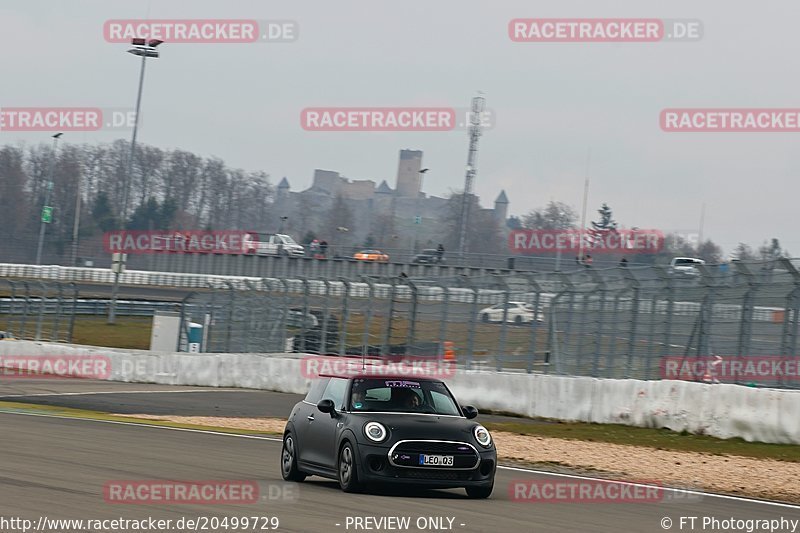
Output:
522 201 577 230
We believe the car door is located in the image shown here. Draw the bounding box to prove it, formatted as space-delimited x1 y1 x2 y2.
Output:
294 378 328 464
304 377 348 469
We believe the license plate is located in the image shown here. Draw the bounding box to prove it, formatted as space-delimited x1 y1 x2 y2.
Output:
419 454 454 466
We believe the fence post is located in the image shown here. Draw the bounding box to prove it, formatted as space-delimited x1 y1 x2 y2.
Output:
52 282 64 342
339 278 352 356
695 265 716 359
523 274 543 373
586 269 609 378
67 282 78 343
20 281 30 339
550 273 576 376
734 261 757 385
299 278 311 354
406 280 419 355
223 281 237 353
437 284 450 359
621 269 641 379
320 280 332 355
496 277 511 372
242 280 258 353
382 277 398 356
360 276 376 357
779 259 800 361
34 281 48 342
465 280 479 370
5 280 17 336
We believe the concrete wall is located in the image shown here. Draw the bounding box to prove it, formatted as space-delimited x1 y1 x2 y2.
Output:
1 341 798 445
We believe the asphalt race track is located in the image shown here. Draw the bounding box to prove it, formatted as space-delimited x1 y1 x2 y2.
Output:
0 379 545 426
1 379 798 533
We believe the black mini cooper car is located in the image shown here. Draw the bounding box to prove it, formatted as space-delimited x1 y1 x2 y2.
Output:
280 374 496 498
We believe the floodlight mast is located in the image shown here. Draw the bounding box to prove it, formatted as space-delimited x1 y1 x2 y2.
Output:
120 38 162 223
457 95 485 256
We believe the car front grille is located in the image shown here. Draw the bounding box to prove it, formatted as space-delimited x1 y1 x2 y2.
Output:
389 440 480 470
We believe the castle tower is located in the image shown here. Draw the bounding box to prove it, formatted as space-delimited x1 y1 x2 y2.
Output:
494 190 509 227
277 177 290 202
394 149 423 197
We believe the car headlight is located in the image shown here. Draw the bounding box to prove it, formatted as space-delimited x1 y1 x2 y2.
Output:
473 425 492 448
364 421 388 442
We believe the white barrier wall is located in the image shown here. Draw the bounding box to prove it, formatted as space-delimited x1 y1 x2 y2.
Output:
1 341 799 445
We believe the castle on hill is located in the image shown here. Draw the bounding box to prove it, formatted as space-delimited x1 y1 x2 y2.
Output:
274 149 509 251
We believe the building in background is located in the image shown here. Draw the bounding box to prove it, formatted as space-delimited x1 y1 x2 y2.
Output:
274 149 509 251
394 149 423 198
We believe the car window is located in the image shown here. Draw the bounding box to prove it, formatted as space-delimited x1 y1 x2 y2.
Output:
305 378 329 404
321 377 348 410
430 391 460 415
350 378 460 415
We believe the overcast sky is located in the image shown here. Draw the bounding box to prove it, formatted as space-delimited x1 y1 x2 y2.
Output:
2 0 798 254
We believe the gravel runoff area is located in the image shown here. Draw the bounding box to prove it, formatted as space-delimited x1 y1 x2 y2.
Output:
118 415 800 505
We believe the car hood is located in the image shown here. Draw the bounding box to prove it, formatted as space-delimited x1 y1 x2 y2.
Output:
348 413 482 445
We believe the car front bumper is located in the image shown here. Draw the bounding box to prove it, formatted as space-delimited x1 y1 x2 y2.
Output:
355 442 496 488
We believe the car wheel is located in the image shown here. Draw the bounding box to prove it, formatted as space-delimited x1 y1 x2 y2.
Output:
281 433 306 482
466 484 493 499
514 315 522 325
338 441 362 493
481 314 489 323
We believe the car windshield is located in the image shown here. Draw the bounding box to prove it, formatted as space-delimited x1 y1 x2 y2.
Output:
348 378 461 416
674 258 701 265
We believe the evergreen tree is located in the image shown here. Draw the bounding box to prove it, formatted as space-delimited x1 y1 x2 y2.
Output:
91 191 118 232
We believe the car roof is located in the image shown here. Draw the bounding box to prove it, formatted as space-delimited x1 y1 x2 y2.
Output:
319 373 444 382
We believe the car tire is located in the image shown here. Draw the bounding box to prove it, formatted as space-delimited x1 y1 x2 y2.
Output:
514 315 522 325
338 441 362 493
280 433 306 482
481 314 489 323
466 484 493 499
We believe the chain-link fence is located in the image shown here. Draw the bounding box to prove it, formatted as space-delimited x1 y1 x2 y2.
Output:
170 259 800 388
0 279 78 343
3 258 800 389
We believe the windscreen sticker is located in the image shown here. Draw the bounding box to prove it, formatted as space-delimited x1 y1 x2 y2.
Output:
385 380 421 388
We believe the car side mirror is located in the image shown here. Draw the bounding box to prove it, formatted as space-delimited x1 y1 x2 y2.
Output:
463 405 479 419
317 399 336 416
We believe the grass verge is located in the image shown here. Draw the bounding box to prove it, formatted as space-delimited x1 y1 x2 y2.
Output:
71 317 153 350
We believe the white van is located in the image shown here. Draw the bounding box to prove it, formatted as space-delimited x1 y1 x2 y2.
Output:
669 257 705 277
243 233 305 256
